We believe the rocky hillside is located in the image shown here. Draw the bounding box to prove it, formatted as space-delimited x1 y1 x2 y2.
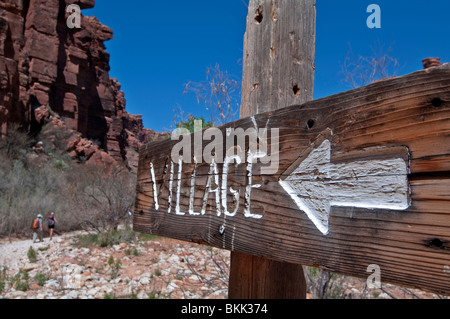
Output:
0 0 165 168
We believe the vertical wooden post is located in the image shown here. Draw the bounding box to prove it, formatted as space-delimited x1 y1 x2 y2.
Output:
240 0 316 117
228 0 316 299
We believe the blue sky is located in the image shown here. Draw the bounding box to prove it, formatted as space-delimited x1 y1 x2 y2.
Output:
84 1 450 132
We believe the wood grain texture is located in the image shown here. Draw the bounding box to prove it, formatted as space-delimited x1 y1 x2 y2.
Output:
240 0 316 118
134 64 450 295
232 0 314 299
228 252 307 299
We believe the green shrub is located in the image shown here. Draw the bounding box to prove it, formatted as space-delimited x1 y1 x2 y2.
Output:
10 270 29 292
77 230 138 248
53 159 69 170
34 272 49 286
15 280 28 292
27 246 37 263
107 256 121 279
138 233 159 241
75 234 98 248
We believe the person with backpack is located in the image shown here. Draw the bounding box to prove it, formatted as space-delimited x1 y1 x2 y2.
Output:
32 214 43 243
47 212 57 240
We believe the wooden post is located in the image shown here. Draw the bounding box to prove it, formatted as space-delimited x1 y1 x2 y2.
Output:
228 0 316 299
240 0 316 117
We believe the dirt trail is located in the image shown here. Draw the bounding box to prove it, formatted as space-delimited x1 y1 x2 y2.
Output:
0 233 79 268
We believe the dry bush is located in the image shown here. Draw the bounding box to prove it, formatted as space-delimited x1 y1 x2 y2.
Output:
341 41 401 89
0 157 70 237
0 124 32 164
64 164 136 232
304 267 345 299
0 127 137 238
183 64 241 126
38 124 75 157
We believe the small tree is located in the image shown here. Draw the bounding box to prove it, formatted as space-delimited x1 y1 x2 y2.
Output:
183 64 241 126
27 246 37 263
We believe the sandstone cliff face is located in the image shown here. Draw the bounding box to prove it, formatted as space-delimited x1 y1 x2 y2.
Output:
0 0 157 167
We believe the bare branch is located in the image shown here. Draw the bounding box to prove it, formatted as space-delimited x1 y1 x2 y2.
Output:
340 41 401 89
182 64 241 126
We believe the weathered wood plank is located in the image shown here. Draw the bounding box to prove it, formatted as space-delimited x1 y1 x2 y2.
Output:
134 64 450 295
240 0 316 117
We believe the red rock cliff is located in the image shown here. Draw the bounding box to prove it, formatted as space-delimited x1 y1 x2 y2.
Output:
0 0 158 167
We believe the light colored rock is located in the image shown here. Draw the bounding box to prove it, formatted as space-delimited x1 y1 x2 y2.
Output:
22 263 39 271
168 255 180 264
137 291 148 299
164 280 180 294
139 277 150 285
62 290 78 299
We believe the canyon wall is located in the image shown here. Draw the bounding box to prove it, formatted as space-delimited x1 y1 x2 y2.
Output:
0 0 160 167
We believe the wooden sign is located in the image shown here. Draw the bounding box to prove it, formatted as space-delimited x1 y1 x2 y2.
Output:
134 64 450 295
279 135 411 235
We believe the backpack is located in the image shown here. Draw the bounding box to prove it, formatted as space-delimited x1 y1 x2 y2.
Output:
32 218 40 229
48 217 55 227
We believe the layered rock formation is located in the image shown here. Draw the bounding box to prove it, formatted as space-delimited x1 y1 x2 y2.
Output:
0 0 159 168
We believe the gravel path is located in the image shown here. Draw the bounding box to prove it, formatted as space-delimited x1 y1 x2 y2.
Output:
0 233 79 269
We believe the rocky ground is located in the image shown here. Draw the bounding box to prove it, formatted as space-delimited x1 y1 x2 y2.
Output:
0 231 447 299
0 231 230 299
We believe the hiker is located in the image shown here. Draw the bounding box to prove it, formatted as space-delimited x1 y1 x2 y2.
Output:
47 212 57 240
32 214 44 243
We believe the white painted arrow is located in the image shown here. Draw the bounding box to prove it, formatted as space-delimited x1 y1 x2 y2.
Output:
279 139 410 235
